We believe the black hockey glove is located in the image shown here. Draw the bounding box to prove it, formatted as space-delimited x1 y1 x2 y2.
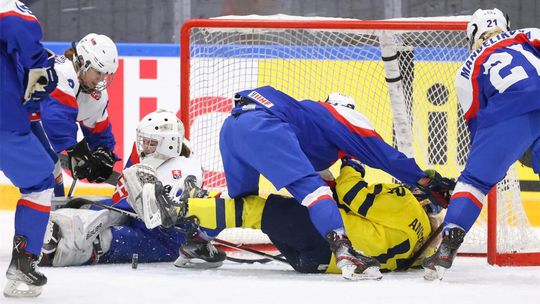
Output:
416 169 456 209
519 148 533 168
86 147 115 183
66 139 93 180
340 156 365 177
154 181 181 229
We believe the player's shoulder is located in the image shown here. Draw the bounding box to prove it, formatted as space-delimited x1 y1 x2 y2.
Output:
323 102 375 130
0 1 38 21
456 29 538 82
162 155 202 170
515 28 540 42
54 56 79 96
156 155 203 183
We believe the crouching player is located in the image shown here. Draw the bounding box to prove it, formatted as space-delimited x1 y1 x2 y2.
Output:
39 110 226 268
181 158 442 275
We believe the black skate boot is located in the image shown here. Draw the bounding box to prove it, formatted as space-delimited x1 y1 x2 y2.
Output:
325 230 382 280
4 235 47 297
174 232 226 269
422 227 466 281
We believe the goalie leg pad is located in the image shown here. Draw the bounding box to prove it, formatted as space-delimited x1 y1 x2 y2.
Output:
46 209 120 266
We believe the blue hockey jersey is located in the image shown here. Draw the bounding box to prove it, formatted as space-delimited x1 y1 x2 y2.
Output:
0 0 50 132
233 86 426 185
455 28 540 138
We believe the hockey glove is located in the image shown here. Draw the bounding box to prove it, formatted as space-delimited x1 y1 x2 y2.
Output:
86 147 115 183
66 139 93 180
416 169 456 209
154 181 182 228
340 156 365 177
23 49 58 102
519 148 533 168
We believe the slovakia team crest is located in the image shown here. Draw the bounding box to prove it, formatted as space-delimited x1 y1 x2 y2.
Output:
90 90 102 100
172 170 182 179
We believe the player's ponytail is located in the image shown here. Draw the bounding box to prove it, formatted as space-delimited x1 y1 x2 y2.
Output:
471 27 504 51
64 47 75 61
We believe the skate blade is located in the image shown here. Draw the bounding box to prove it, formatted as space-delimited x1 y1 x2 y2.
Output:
341 265 383 281
173 257 223 269
3 279 42 298
424 265 446 281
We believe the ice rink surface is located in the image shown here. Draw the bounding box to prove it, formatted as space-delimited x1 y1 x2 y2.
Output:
1 211 539 304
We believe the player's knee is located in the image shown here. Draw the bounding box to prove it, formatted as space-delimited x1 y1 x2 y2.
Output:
456 173 492 195
450 181 486 207
298 186 334 208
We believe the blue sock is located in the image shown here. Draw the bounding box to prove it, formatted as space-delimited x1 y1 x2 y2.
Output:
307 198 345 237
15 202 50 255
444 196 483 233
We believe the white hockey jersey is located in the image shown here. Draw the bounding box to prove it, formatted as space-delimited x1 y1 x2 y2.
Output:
112 154 204 204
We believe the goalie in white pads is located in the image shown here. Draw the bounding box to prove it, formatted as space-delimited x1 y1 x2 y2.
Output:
40 110 225 268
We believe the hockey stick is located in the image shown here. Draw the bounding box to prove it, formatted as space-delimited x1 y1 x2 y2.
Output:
212 238 288 264
58 153 121 186
396 223 444 271
63 197 289 265
67 178 77 198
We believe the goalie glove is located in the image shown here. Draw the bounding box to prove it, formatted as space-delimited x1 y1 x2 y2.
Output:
123 164 182 229
23 49 58 102
416 169 456 209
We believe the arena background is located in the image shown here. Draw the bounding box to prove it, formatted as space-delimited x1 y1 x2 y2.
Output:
0 0 538 225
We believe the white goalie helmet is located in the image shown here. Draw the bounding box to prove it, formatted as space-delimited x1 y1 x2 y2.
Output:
74 33 119 93
325 92 356 110
467 8 510 49
136 109 184 167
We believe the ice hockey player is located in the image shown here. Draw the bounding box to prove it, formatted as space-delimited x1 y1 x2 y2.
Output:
40 110 226 268
40 151 443 277
423 8 540 280
1 0 58 298
219 87 455 280
29 33 120 196
177 157 443 276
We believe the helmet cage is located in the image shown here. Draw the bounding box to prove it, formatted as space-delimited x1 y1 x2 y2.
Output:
136 111 184 163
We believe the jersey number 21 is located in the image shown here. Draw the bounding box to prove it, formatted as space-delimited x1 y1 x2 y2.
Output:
483 44 540 93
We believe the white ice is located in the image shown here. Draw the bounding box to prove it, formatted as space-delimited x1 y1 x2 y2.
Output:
1 211 539 304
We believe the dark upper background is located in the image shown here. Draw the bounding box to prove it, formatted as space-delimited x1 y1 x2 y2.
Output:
26 0 539 43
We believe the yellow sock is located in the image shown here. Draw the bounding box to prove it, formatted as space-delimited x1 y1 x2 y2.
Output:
187 196 267 230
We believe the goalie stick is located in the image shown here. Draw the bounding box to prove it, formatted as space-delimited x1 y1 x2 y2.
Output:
58 153 121 186
62 197 289 265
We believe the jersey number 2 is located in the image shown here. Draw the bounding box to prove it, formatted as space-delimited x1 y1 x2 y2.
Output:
483 44 540 93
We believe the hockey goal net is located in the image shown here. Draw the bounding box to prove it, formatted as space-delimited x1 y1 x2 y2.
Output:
180 17 540 266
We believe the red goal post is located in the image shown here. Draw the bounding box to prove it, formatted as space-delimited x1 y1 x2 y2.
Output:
180 17 540 266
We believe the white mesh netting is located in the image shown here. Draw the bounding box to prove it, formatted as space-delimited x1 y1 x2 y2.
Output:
183 19 540 258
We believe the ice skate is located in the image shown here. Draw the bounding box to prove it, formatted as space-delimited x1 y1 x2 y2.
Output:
174 234 226 269
325 230 382 280
4 236 47 298
423 227 465 281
